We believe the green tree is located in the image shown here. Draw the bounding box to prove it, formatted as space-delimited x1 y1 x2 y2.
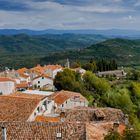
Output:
124 128 140 140
83 71 111 94
54 68 84 92
104 130 122 140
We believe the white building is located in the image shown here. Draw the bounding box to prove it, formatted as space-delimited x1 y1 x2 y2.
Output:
50 90 89 111
0 92 55 122
0 77 15 95
73 67 86 75
18 73 31 83
32 75 53 89
44 65 62 78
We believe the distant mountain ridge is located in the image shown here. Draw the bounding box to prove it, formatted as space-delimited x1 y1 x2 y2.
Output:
0 29 140 38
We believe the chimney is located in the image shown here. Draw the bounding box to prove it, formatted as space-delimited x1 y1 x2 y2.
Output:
2 127 7 140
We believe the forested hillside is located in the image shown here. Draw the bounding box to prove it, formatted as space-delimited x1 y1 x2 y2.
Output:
0 34 106 54
41 38 140 66
1 37 140 69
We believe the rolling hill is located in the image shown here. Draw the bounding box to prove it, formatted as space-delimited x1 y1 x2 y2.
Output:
0 35 140 69
41 38 140 66
0 33 106 69
0 34 106 54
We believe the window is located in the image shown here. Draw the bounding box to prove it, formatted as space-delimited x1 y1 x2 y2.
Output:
38 85 40 88
43 101 47 109
65 101 67 104
43 101 46 106
62 104 64 107
34 112 36 116
38 81 40 84
37 107 40 113
42 77 44 79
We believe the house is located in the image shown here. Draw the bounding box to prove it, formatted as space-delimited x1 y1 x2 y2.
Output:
16 83 29 91
50 90 88 111
18 73 31 83
32 75 53 90
16 67 32 83
0 77 15 95
0 92 54 121
44 65 62 78
0 69 19 79
73 67 86 75
97 69 127 79
30 64 45 77
16 67 28 75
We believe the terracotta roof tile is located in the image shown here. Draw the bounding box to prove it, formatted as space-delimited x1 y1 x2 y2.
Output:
0 95 43 121
9 92 47 100
19 73 29 78
16 67 28 74
30 65 45 74
44 65 62 71
33 74 53 80
0 77 15 82
16 83 29 88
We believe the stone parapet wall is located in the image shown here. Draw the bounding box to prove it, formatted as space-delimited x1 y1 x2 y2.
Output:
63 107 125 123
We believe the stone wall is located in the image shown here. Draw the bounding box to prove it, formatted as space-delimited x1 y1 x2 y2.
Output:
62 107 125 123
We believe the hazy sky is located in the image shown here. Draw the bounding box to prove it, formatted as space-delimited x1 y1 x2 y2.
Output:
0 0 140 30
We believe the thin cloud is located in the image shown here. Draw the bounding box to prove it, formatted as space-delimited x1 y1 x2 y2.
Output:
0 0 139 29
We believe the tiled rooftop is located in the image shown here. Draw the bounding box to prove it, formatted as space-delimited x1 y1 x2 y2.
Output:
30 65 45 74
0 122 86 140
0 77 15 82
0 95 42 121
19 73 29 78
44 64 62 71
16 67 28 74
33 74 53 80
9 92 47 100
50 90 88 105
16 83 29 88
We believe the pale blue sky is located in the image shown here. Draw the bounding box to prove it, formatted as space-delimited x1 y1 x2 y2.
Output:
0 0 140 30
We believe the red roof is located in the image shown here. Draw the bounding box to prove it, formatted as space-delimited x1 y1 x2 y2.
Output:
16 83 29 88
0 95 41 121
30 65 45 74
19 73 29 78
33 74 53 80
50 90 88 105
44 65 62 71
17 67 28 74
0 77 15 82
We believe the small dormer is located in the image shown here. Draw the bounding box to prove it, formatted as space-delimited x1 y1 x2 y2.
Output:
72 96 80 102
